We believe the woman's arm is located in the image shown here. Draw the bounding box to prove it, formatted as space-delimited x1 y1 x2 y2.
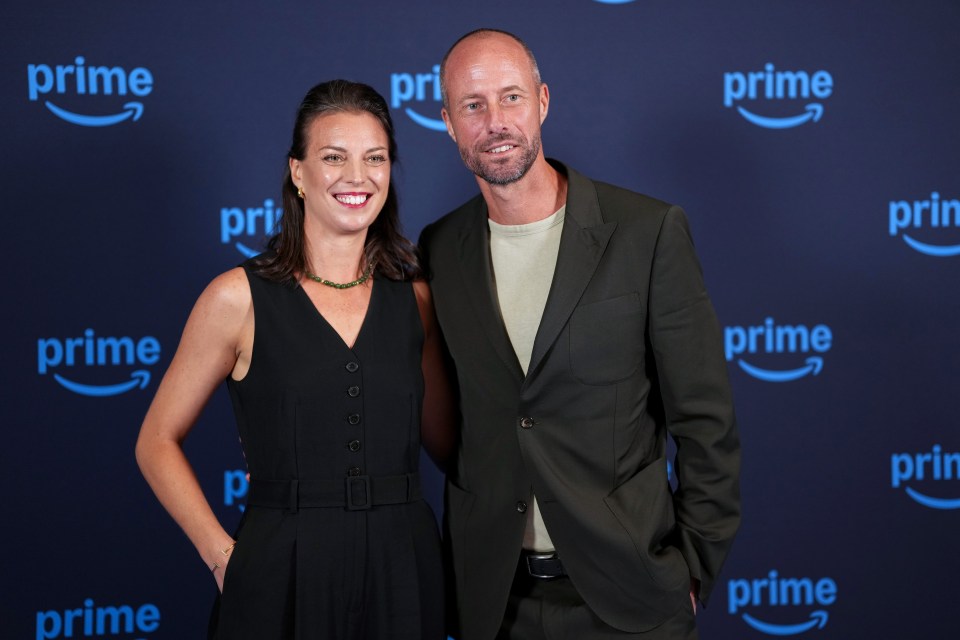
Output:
135 267 253 591
413 280 457 468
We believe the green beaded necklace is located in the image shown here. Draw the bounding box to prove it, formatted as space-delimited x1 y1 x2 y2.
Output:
305 262 375 289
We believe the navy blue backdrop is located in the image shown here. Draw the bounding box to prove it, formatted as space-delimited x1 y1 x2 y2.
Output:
4 1 959 638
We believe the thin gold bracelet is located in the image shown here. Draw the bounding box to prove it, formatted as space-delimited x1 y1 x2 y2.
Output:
210 542 236 572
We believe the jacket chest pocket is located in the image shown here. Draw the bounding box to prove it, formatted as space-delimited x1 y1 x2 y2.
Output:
569 293 644 385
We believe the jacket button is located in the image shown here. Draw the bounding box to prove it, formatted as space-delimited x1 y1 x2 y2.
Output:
516 501 527 513
347 439 362 452
345 362 359 373
519 417 535 429
347 413 361 425
347 466 362 476
347 385 361 397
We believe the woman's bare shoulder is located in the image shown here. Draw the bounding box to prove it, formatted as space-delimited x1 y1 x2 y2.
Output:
187 267 253 330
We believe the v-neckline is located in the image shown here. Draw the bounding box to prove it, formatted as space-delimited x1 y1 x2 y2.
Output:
297 278 376 352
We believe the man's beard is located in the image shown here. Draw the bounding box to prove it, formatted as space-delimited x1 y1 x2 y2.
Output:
459 133 541 186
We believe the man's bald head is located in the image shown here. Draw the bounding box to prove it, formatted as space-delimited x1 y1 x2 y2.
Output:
439 28 542 110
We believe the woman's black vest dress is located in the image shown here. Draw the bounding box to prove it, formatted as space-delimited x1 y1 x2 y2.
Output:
211 261 444 639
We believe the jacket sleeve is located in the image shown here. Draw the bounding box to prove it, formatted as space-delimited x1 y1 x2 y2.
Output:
647 205 741 606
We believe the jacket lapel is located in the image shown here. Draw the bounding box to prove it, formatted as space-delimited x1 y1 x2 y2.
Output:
457 201 525 383
527 165 616 378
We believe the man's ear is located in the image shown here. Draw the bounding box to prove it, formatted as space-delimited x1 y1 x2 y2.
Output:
441 108 457 143
539 82 550 125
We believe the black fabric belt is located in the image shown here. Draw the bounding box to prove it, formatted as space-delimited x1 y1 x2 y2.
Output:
246 474 420 513
521 550 567 580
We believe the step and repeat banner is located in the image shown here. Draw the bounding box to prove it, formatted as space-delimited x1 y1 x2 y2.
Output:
3 1 958 638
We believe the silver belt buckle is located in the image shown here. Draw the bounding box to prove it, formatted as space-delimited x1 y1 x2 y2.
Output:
525 552 558 579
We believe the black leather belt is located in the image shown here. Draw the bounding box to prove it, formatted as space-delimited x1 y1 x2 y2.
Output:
522 550 567 580
247 474 420 513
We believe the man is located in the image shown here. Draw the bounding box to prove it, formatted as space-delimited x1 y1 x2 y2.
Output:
419 28 740 640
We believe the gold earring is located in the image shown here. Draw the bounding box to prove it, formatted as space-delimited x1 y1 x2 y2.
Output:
297 185 304 199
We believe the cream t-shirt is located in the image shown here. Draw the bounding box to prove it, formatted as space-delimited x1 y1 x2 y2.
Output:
488 206 565 551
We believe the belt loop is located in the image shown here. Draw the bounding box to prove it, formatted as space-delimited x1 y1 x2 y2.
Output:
288 478 299 514
407 472 421 501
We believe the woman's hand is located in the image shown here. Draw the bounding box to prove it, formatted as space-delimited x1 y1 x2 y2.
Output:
210 541 236 593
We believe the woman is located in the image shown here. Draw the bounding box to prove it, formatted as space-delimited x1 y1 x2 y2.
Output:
136 80 454 639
